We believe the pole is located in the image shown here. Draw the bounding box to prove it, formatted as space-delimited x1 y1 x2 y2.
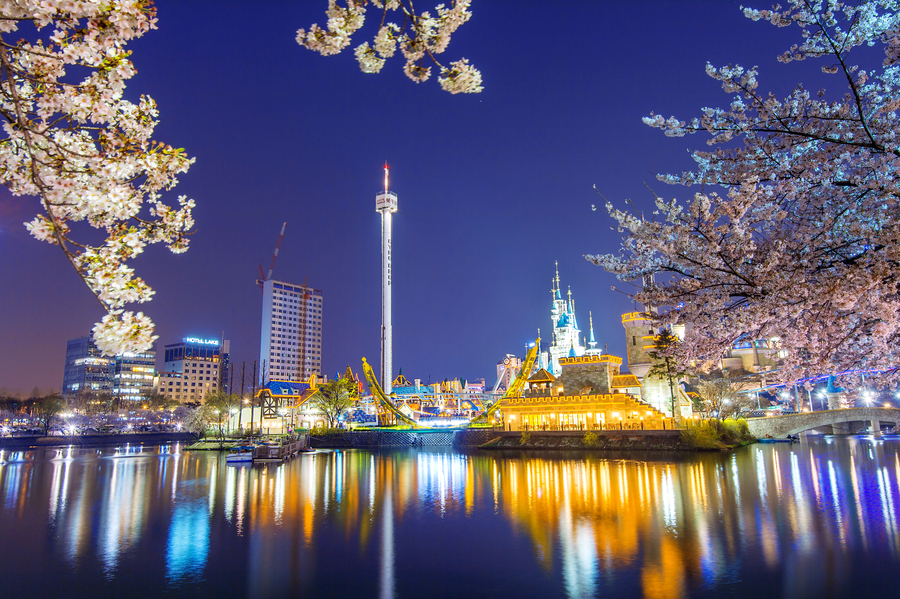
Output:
238 362 245 435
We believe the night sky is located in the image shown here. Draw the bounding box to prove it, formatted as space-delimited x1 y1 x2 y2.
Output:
0 1 812 394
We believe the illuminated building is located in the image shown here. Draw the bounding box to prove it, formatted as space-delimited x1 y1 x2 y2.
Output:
157 337 230 403
63 335 156 400
259 279 323 382
113 346 157 400
376 165 398 393
496 355 523 392
62 335 113 397
501 353 672 430
547 262 586 375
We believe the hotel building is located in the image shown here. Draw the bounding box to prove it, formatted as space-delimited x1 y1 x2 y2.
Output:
260 279 323 382
157 337 230 403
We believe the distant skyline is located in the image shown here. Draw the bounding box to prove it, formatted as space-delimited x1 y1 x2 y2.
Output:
0 1 817 394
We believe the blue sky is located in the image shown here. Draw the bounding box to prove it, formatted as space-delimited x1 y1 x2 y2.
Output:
0 1 817 393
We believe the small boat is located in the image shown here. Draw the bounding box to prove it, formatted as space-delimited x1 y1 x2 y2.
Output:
226 445 254 463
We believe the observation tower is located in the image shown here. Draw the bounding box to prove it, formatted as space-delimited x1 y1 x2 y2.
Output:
376 165 398 394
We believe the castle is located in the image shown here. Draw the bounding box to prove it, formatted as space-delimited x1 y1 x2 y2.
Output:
500 266 694 431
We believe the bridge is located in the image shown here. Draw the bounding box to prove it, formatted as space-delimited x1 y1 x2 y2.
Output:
746 407 900 439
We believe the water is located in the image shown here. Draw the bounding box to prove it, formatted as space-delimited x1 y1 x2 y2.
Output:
0 436 898 598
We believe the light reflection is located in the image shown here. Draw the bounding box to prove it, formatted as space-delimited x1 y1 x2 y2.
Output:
0 440 896 597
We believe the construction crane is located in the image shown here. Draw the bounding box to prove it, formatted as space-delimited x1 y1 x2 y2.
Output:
257 222 287 290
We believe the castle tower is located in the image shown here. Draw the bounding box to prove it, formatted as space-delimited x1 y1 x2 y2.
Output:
621 312 654 379
547 262 584 375
376 165 398 394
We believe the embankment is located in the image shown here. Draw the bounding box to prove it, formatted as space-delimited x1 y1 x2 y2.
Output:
0 432 198 449
481 430 691 451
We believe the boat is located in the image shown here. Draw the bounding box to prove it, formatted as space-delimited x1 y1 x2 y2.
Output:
225 445 255 463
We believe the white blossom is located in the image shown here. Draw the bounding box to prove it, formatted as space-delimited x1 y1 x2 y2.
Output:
298 0 481 92
590 1 900 387
1 1 195 355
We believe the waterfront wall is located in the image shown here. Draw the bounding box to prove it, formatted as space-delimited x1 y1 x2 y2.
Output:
481 430 691 451
310 429 689 450
310 428 503 448
0 432 198 449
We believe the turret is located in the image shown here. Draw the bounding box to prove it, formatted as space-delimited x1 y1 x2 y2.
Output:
621 312 654 379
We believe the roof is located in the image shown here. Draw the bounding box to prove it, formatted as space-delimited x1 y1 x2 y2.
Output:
393 385 433 395
611 374 641 388
528 368 557 383
393 373 412 387
263 380 311 397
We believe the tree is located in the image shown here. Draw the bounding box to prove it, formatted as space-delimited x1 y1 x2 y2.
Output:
297 0 482 94
694 375 748 420
182 404 224 443
143 392 177 411
308 379 356 428
31 395 64 436
0 1 195 356
588 1 900 386
646 328 686 420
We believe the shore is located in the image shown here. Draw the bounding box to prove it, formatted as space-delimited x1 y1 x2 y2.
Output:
0 432 198 449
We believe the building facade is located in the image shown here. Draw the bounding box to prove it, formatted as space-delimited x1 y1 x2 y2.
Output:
62 335 113 397
157 337 230 403
501 353 673 431
496 354 523 391
112 347 157 400
260 279 323 382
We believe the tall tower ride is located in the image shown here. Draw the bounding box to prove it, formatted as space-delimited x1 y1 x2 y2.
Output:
376 165 398 394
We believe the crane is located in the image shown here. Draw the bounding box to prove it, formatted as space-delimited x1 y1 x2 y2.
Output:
257 222 287 290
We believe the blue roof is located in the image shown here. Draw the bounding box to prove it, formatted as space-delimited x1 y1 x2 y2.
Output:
392 385 431 395
265 380 310 396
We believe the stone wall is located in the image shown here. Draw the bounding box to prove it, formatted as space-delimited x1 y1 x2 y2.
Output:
559 361 615 394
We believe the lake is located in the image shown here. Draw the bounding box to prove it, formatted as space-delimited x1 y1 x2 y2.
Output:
1 436 898 598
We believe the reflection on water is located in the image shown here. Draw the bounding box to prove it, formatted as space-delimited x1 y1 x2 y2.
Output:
0 436 898 598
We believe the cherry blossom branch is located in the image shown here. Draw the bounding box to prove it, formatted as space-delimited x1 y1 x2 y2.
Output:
296 0 482 94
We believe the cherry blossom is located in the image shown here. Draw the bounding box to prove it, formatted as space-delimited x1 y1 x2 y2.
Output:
297 0 482 93
0 1 195 355
588 1 900 386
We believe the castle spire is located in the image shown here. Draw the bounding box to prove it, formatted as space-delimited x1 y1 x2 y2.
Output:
589 311 597 349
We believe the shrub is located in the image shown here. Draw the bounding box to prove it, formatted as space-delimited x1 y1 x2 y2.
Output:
309 424 343 436
582 431 599 448
681 418 755 450
519 430 532 446
681 421 722 450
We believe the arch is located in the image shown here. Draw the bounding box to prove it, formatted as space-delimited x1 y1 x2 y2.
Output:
746 407 900 439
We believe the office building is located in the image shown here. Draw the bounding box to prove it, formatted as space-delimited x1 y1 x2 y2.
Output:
62 335 114 397
112 346 157 400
